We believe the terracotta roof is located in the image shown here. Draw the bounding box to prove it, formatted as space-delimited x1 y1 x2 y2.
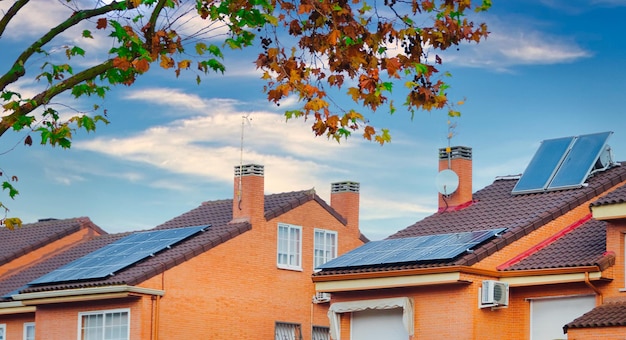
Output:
315 163 626 276
0 217 104 267
13 189 346 294
564 300 626 331
591 181 626 207
504 219 612 271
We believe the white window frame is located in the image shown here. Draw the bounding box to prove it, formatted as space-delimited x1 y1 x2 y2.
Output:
0 324 6 340
23 322 35 340
277 223 302 270
77 308 130 340
314 229 337 269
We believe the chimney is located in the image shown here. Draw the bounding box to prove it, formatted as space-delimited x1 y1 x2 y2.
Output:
438 146 472 210
330 181 360 231
232 164 265 223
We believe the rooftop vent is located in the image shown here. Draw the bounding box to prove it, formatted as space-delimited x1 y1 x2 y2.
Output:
331 181 360 193
234 164 264 177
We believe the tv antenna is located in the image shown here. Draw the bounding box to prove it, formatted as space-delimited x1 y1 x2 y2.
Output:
436 118 459 197
237 114 252 208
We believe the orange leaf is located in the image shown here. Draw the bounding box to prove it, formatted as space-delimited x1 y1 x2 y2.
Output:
96 18 107 30
384 57 401 78
132 58 150 73
328 30 341 46
160 55 174 69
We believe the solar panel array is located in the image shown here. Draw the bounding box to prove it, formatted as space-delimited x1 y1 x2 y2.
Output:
512 132 612 194
317 228 506 269
29 225 208 285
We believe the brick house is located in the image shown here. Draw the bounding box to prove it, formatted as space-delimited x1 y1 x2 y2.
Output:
313 132 626 340
0 164 365 339
0 217 106 339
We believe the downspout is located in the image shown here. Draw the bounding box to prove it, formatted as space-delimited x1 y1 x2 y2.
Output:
584 272 603 304
154 295 161 340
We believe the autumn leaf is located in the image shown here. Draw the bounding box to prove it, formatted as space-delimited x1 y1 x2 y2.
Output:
4 217 22 230
328 30 341 46
160 55 174 69
132 58 150 73
384 57 402 77
96 18 107 29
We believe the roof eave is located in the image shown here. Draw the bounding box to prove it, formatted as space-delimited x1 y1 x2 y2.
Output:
11 285 164 305
313 265 609 290
592 202 626 220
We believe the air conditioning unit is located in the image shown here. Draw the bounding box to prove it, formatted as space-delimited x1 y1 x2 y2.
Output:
480 280 509 307
313 292 331 304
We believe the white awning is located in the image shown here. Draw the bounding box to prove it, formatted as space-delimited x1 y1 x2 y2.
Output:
327 297 413 340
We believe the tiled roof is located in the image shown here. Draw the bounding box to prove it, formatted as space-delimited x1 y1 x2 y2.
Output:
0 233 126 299
591 181 626 207
315 163 626 276
15 189 344 294
0 217 104 267
564 300 626 331
505 219 610 271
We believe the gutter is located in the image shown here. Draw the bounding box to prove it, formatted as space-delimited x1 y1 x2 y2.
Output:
11 285 164 305
313 265 608 291
0 301 36 315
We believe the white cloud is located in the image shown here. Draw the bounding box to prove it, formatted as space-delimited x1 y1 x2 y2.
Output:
440 17 591 70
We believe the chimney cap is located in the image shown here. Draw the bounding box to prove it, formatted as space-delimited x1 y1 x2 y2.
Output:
439 146 472 160
234 164 264 176
331 181 360 193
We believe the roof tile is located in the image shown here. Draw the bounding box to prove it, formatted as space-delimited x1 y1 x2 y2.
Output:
565 300 626 331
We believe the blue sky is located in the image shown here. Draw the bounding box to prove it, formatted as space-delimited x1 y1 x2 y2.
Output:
1 0 625 240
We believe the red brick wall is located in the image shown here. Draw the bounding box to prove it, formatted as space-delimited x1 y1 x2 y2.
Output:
34 299 144 340
137 199 364 339
0 313 34 339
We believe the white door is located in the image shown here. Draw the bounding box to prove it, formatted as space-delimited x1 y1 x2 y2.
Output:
351 308 409 340
530 295 595 340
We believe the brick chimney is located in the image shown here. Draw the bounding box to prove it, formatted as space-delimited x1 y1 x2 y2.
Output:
438 146 472 210
232 164 265 223
330 181 360 231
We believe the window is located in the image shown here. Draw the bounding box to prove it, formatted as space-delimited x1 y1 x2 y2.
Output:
24 322 35 340
277 224 302 270
78 309 130 340
275 322 302 340
314 229 337 269
312 325 330 340
0 324 5 340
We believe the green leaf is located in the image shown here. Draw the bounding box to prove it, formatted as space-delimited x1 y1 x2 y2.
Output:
208 44 223 58
195 42 207 55
82 30 93 38
1 182 19 199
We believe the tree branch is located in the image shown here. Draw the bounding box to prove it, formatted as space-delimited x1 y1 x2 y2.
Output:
0 1 127 92
0 59 114 138
0 0 29 38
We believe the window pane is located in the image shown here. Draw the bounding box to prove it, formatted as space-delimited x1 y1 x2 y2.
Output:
24 323 35 340
275 322 302 340
81 311 129 340
277 225 302 269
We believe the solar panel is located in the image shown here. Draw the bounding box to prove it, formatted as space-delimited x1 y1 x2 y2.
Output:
317 228 506 269
29 225 207 285
547 131 612 190
512 132 612 195
511 137 574 194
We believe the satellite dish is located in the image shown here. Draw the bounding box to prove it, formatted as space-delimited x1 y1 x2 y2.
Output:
436 169 459 196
